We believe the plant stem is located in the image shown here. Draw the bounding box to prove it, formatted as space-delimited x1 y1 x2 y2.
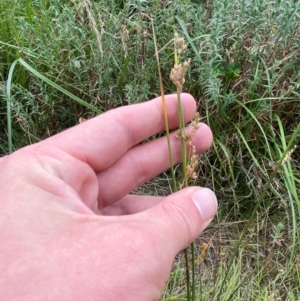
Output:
177 91 188 187
151 19 177 192
191 242 195 301
174 36 196 301
184 248 191 301
177 90 193 300
6 59 19 154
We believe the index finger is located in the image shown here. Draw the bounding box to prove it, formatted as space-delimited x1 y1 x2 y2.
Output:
39 93 197 171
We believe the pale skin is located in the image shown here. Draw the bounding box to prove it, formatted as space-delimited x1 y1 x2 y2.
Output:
0 93 217 301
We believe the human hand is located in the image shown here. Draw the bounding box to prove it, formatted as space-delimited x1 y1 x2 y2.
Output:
0 93 217 301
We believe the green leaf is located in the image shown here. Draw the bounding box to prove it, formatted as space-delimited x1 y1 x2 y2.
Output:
225 62 241 79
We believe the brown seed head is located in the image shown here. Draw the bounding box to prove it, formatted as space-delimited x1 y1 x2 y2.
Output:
170 58 191 92
175 36 187 54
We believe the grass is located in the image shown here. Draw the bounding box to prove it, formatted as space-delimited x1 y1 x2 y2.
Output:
1 0 300 300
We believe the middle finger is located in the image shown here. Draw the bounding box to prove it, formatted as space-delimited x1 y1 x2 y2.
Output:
97 123 212 208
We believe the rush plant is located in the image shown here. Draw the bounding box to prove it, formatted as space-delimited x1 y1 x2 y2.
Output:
152 20 201 301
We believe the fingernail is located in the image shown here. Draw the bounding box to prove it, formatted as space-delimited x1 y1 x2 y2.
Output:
191 188 218 222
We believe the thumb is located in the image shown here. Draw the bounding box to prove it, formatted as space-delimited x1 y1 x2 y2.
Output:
146 187 218 254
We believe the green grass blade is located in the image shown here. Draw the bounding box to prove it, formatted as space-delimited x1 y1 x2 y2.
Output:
233 98 272 160
0 40 39 58
6 59 19 153
18 58 101 113
176 16 206 64
232 124 265 174
117 55 131 90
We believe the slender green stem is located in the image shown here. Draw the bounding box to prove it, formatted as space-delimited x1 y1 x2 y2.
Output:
191 242 195 301
151 19 177 192
176 91 187 185
184 248 191 300
6 59 19 154
163 102 177 192
177 89 196 300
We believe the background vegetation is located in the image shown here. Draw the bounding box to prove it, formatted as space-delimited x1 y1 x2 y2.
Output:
1 0 299 300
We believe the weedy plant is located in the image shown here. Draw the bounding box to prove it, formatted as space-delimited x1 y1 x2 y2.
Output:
153 21 201 301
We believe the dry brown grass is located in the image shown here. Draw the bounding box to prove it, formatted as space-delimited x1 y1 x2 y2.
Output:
72 0 103 57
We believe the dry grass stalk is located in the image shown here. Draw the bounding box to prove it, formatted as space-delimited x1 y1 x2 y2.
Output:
281 145 297 166
72 0 103 57
120 24 129 56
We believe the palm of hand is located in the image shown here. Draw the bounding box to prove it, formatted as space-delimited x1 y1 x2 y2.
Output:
0 94 214 301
